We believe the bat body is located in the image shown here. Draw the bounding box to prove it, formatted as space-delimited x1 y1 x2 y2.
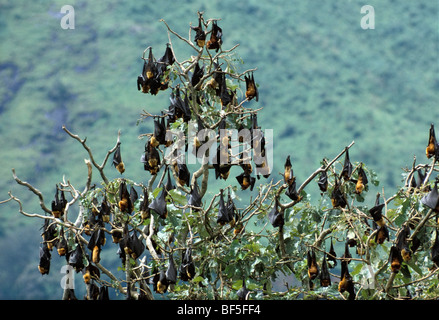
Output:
307 250 319 280
206 21 222 51
245 73 258 102
113 143 125 174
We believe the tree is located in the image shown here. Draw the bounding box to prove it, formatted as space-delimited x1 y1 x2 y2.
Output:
3 12 439 300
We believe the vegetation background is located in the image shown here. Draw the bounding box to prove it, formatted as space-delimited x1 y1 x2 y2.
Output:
0 0 438 299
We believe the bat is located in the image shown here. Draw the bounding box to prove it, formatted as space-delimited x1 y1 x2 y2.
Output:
389 246 403 273
307 249 319 280
327 238 337 268
432 231 439 267
317 169 328 193
118 180 132 213
148 187 168 219
340 147 353 180
426 123 438 159
375 224 389 244
283 155 295 186
41 219 57 251
285 180 300 201
174 163 190 187
141 139 161 175
166 254 177 285
396 225 412 262
112 143 125 174
217 189 232 225
237 280 250 300
320 254 331 287
268 199 284 228
69 243 85 272
219 73 234 108
341 241 352 262
369 193 386 227
188 178 203 209
169 87 192 123
179 247 196 281
226 190 237 227
126 230 145 260
38 243 51 275
191 16 206 47
144 47 157 80
354 163 368 194
331 177 347 208
191 62 204 88
421 180 439 211
245 72 258 102
338 260 355 300
51 185 67 218
83 264 100 285
98 286 109 300
99 196 111 223
139 188 150 220
56 228 68 256
88 224 106 263
151 116 167 147
206 20 222 51
111 223 123 244
236 171 256 191
156 270 168 294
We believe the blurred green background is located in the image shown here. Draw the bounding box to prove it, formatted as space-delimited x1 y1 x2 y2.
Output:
0 0 438 299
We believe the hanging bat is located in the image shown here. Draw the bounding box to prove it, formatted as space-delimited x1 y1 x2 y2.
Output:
369 193 386 227
206 20 222 51
38 243 51 275
179 247 196 281
320 254 331 287
113 143 125 174
389 246 403 273
118 181 132 213
41 219 57 251
219 73 234 108
285 180 300 201
432 231 439 267
191 16 206 47
421 180 439 212
268 199 284 228
327 239 337 268
426 123 438 159
188 178 203 209
375 224 389 244
283 155 295 186
83 264 100 285
166 254 177 285
237 280 250 300
174 163 190 187
156 270 168 294
354 163 368 194
217 189 231 225
126 230 145 260
56 228 68 256
151 116 167 147
141 140 161 175
51 185 67 218
69 243 85 272
307 249 319 280
236 171 256 191
245 72 258 102
396 225 412 262
317 169 328 193
98 286 110 300
144 47 157 80
148 187 168 219
331 177 347 208
338 260 355 300
111 223 123 244
226 190 237 227
191 62 204 88
340 147 353 180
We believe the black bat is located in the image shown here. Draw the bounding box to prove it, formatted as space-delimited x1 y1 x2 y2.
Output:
426 123 439 159
285 180 300 201
191 62 204 88
141 140 161 175
389 245 403 273
191 16 206 47
139 188 150 220
236 171 256 191
166 254 177 285
331 177 347 208
51 185 67 218
268 199 284 228
369 193 385 227
69 243 85 272
56 228 68 257
206 20 222 51
216 189 232 225
396 225 412 262
340 147 353 180
338 260 355 300
175 163 190 187
148 187 168 219
112 143 125 174
317 169 328 192
327 238 337 268
421 180 439 211
354 163 368 194
284 155 294 186
307 249 319 280
118 180 132 213
320 254 331 287
179 247 196 281
38 242 51 275
245 72 258 102
188 178 202 209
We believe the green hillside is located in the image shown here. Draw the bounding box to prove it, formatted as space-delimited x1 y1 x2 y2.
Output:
0 0 438 299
